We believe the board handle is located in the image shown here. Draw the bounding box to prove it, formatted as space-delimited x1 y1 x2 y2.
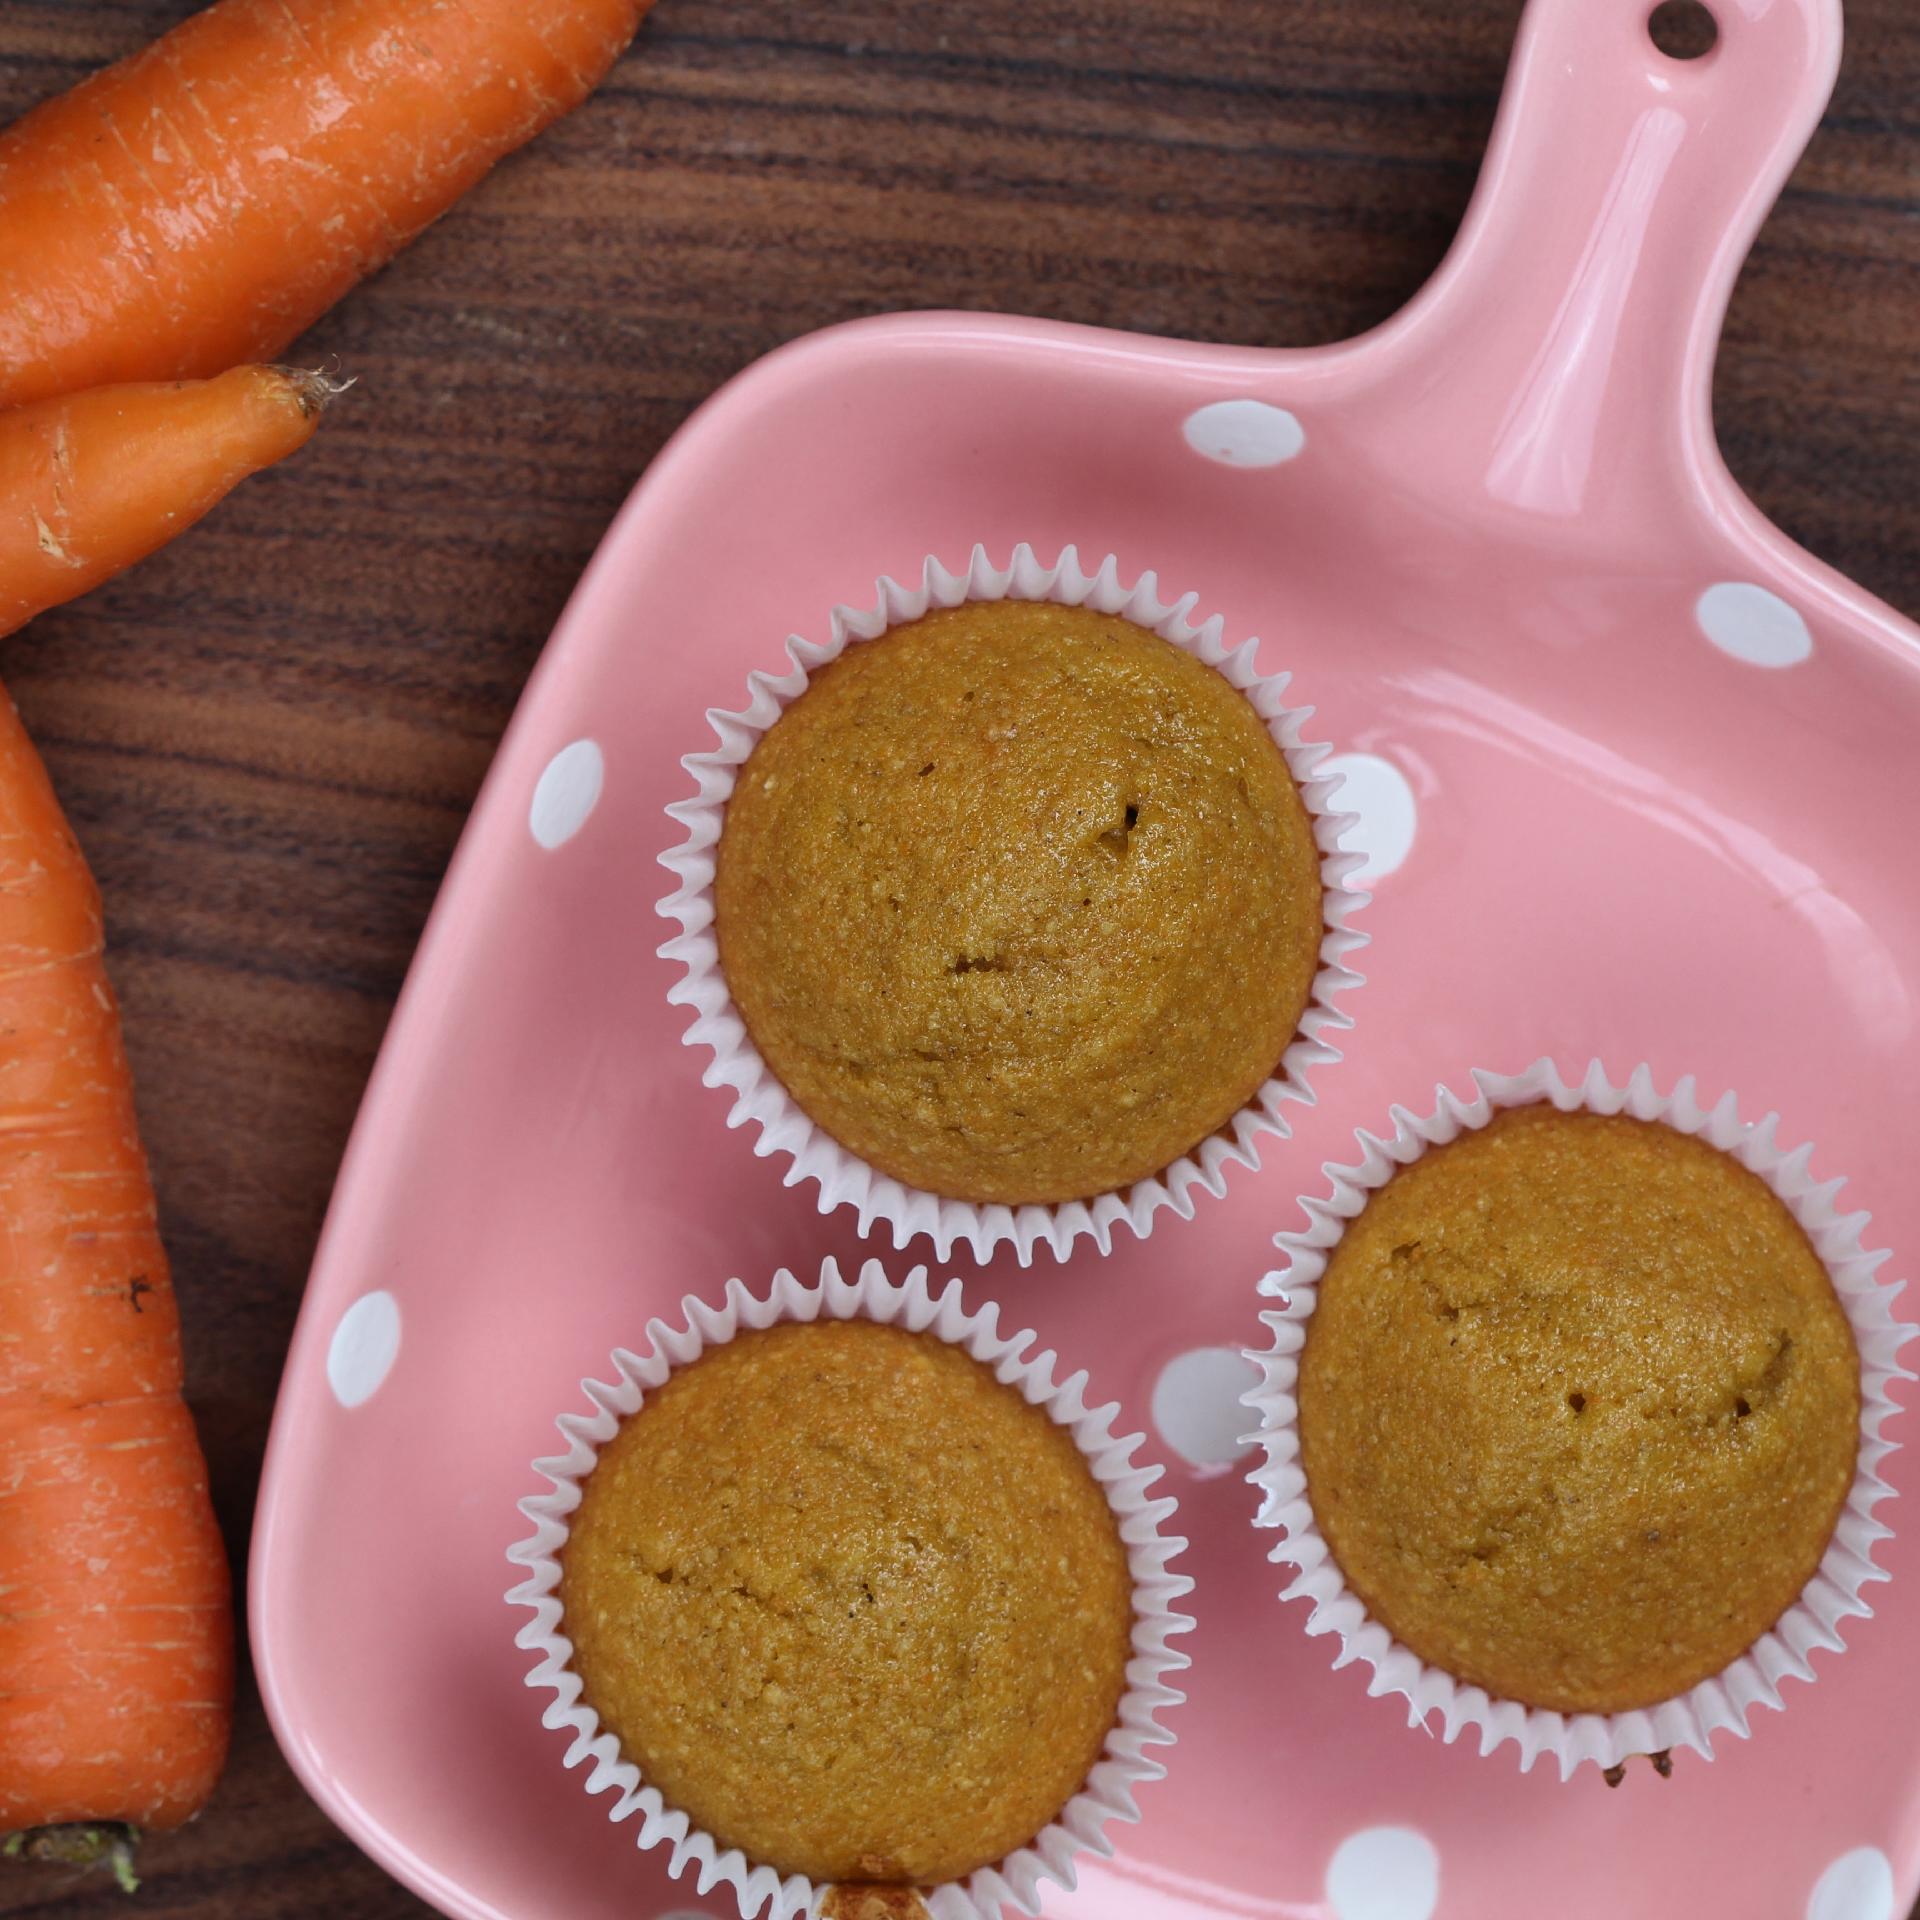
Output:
1371 0 1842 527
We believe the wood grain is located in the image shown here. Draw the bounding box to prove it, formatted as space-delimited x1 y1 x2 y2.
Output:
0 1 1914 1913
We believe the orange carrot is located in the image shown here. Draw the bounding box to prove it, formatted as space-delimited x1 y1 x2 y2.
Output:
1 365 335 640
0 682 232 1847
0 0 656 411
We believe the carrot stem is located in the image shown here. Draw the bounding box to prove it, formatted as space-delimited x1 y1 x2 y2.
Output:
5 1825 142 1893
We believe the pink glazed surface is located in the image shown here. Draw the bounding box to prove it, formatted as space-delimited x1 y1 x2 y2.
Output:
252 0 1920 1916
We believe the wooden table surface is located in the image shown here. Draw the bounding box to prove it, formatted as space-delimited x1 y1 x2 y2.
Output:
0 1 1914 1914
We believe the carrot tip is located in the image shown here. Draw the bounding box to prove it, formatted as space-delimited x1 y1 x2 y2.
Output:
4 1824 141 1892
271 363 356 418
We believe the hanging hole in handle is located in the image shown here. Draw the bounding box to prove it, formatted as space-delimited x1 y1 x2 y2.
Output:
1648 0 1719 61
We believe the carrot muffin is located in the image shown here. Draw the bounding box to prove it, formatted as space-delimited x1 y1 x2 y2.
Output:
1298 1106 1860 1715
713 599 1325 1206
559 1320 1135 1886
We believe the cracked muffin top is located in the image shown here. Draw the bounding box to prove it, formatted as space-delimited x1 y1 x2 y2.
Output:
712 599 1325 1205
558 1320 1134 1887
1297 1105 1860 1714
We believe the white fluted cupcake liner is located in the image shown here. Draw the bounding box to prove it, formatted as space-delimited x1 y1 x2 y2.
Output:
507 1255 1194 1920
656 544 1368 1267
1243 1058 1917 1780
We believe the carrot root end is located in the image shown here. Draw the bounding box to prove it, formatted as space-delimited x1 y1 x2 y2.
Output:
272 363 356 418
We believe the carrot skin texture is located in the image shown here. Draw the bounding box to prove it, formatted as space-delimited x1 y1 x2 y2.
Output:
0 1402 232 1831
0 365 327 639
0 691 232 1831
0 0 655 410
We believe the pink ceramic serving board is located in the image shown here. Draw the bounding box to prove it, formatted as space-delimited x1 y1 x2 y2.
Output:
253 1 1920 1916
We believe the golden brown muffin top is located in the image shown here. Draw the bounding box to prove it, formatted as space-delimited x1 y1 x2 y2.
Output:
560 1320 1135 1887
1298 1106 1860 1715
713 600 1325 1205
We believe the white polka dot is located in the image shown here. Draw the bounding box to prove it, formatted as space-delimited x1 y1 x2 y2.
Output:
327 1291 401 1409
1321 752 1417 885
530 739 604 849
1151 1347 1263 1468
1326 1828 1439 1920
1808 1848 1895 1920
1696 581 1813 668
1182 398 1306 468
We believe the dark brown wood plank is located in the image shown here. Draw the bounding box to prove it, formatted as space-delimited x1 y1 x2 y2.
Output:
0 1 1913 1914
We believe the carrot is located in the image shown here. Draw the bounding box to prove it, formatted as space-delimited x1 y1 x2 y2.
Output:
0 676 233 1848
0 365 336 640
0 0 656 411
